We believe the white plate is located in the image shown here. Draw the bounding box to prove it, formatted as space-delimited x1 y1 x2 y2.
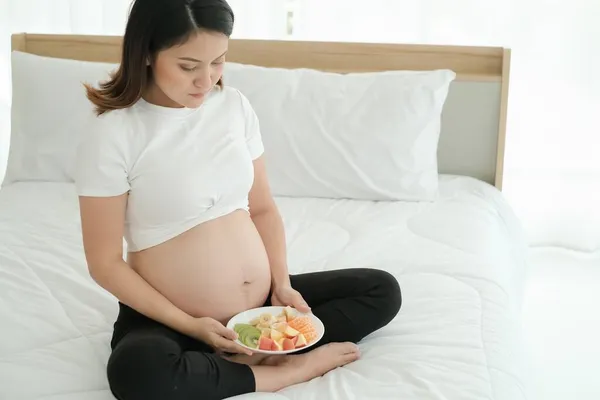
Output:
226 306 325 354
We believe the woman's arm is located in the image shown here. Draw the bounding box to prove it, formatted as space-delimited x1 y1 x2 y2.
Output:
248 157 291 289
78 195 195 336
248 158 311 313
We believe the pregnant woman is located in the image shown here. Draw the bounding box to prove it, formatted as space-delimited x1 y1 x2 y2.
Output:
75 1 401 399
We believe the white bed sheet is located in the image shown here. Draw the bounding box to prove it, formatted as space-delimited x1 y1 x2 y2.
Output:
0 176 529 400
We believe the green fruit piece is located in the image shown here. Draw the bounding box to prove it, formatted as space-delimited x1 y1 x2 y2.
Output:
234 323 261 348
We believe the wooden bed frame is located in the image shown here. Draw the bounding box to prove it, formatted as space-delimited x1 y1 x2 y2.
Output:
11 33 511 190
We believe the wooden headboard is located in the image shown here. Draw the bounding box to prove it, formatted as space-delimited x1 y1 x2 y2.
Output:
11 33 511 190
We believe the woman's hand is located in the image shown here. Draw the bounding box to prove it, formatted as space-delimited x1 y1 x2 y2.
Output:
271 284 311 313
187 317 253 356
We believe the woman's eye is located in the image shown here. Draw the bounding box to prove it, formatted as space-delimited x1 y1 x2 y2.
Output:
180 65 196 72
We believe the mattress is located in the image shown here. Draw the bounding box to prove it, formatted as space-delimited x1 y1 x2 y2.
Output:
0 176 529 400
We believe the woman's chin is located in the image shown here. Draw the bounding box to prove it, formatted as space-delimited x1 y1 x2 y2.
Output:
182 95 205 108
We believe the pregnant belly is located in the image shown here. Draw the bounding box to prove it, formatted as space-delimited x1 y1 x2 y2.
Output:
128 210 272 324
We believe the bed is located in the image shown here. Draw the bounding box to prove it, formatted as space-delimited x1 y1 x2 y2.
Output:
1 34 529 400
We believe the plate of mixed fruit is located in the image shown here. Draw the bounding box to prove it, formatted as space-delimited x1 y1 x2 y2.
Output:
226 306 324 354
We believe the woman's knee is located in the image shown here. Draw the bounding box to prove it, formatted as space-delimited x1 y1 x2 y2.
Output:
107 334 184 400
368 269 402 321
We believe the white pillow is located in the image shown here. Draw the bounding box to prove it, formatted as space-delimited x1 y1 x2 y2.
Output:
3 51 117 187
5 51 454 203
223 62 455 201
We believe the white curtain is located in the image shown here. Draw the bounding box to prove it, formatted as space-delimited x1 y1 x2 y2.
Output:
0 0 12 176
293 0 600 252
1 0 598 252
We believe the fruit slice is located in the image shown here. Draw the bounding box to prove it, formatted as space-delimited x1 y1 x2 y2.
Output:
276 314 287 323
282 338 295 351
284 306 296 321
287 316 311 331
295 333 308 348
271 339 284 351
234 323 261 349
284 326 300 338
259 337 274 351
270 329 284 341
288 316 317 343
272 322 288 333
303 331 318 343
260 328 271 338
258 313 275 326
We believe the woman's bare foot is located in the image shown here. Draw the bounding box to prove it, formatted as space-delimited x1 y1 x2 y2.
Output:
288 343 361 380
250 342 361 392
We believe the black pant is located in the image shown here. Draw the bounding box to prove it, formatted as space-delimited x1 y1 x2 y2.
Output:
107 268 402 400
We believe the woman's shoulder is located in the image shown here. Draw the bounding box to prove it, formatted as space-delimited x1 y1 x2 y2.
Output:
83 106 136 142
90 105 134 127
75 106 141 168
73 107 138 196
211 85 251 110
212 85 258 122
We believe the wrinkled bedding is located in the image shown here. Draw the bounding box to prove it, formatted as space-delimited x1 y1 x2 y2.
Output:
0 176 528 399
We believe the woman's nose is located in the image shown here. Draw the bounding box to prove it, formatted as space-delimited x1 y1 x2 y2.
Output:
193 69 211 89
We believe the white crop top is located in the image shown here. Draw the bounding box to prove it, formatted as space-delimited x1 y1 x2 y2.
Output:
74 86 264 252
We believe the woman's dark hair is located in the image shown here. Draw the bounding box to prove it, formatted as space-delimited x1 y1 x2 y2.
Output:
85 0 234 116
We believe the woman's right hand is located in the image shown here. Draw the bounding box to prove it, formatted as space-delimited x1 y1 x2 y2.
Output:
188 317 253 356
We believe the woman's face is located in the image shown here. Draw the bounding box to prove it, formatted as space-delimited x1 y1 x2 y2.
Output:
147 31 229 109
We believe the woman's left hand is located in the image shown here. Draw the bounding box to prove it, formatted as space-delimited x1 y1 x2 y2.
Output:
271 284 311 313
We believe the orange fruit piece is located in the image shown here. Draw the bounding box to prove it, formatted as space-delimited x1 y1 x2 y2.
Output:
303 330 318 343
288 316 317 343
287 316 311 331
